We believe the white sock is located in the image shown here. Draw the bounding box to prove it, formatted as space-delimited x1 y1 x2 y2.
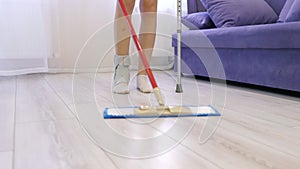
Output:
137 75 152 93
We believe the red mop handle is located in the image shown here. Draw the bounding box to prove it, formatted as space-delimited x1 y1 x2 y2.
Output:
118 0 158 88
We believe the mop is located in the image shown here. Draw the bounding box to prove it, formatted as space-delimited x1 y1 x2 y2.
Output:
103 0 221 119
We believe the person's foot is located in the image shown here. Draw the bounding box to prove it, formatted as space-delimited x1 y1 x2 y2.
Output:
112 55 130 94
137 74 152 93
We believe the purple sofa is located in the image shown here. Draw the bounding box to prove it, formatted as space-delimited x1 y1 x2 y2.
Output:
173 0 300 92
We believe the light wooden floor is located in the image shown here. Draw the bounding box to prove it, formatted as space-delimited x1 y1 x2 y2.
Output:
0 72 300 169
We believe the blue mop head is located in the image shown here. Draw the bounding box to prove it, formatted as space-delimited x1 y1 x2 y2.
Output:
103 105 221 119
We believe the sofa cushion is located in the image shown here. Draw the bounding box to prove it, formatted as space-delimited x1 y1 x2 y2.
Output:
182 12 216 30
201 0 286 15
278 0 295 22
202 0 278 28
264 0 287 15
172 22 300 49
286 0 300 22
188 0 206 14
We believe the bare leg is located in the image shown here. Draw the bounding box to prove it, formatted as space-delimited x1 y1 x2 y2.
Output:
136 0 157 93
113 0 136 94
114 0 136 56
138 0 157 75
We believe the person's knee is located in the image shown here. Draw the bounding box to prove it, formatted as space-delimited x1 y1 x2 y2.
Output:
141 0 157 12
123 0 136 12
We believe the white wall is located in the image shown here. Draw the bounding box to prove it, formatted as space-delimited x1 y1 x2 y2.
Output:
48 0 116 72
0 0 50 75
48 0 184 72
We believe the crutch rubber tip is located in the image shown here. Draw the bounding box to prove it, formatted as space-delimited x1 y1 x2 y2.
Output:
176 84 183 93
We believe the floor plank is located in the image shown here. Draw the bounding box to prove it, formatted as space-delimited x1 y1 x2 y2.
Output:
213 127 300 169
221 109 300 158
43 73 98 105
214 87 300 127
72 102 221 169
0 76 15 151
80 72 300 168
275 104 300 124
0 151 12 169
14 119 117 169
43 74 74 104
149 117 270 169
73 102 178 158
16 74 74 123
150 116 300 169
230 86 300 105
108 145 221 169
93 72 215 109
9 73 300 169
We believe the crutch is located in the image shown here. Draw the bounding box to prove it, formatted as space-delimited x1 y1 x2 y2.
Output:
176 0 183 93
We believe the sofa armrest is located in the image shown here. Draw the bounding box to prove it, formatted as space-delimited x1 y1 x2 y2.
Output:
174 22 300 49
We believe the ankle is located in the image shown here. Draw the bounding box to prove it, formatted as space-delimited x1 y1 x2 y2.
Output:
115 55 130 67
137 74 152 93
137 70 147 76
